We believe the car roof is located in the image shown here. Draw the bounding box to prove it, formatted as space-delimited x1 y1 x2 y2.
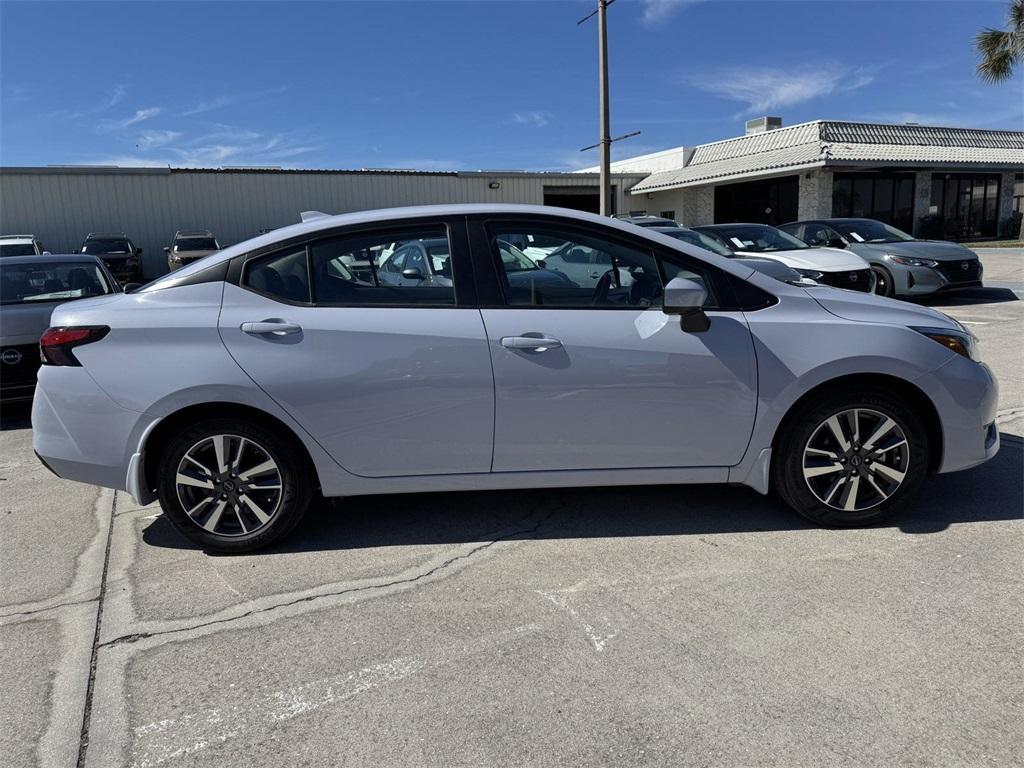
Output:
85 232 128 239
0 235 36 242
0 253 104 267
694 223 774 230
143 204 760 289
784 218 878 225
649 226 697 233
175 230 215 238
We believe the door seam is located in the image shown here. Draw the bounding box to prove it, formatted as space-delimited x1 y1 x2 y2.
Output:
477 308 498 472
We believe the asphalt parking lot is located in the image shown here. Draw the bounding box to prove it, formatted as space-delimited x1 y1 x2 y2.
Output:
2 249 1022 768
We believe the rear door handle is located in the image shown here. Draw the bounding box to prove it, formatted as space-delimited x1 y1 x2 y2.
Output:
500 335 562 351
240 320 302 336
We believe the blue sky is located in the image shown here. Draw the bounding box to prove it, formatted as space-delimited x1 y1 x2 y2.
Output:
1 0 1020 170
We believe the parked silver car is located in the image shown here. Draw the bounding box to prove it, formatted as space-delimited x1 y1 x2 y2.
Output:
778 218 983 297
1 254 117 402
165 230 220 271
32 205 998 552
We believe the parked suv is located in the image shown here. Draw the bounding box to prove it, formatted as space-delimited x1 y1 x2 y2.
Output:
80 232 143 283
165 230 220 271
778 218 983 298
0 234 47 257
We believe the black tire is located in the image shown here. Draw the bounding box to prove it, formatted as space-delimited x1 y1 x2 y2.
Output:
773 386 929 527
156 418 313 552
871 265 895 297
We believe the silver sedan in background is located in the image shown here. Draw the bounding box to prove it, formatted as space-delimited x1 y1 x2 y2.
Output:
779 218 983 297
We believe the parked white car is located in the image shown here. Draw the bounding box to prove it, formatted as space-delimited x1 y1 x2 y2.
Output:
694 223 875 292
0 234 47 257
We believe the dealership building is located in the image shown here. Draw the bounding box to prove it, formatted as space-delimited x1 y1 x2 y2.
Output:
1 117 1021 278
592 118 1024 241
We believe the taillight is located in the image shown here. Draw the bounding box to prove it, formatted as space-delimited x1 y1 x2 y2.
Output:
39 326 109 366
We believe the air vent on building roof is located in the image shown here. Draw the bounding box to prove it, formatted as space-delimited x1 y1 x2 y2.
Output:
745 116 783 135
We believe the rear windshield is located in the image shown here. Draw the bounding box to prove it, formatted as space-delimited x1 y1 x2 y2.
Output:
83 239 131 255
708 225 809 252
0 243 37 257
0 262 113 304
175 237 218 251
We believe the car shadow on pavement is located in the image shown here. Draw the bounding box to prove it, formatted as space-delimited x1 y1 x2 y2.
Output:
917 286 1020 307
142 432 1023 555
0 402 32 431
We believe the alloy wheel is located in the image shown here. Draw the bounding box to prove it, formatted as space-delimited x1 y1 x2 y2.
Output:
175 434 283 537
802 408 910 513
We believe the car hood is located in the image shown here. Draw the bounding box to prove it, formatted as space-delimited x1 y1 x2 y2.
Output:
734 247 867 271
850 240 977 261
808 285 959 330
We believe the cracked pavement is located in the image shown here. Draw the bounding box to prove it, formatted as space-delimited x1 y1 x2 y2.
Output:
2 250 1021 768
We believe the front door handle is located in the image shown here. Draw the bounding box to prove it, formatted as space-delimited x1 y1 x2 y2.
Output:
501 335 562 351
240 320 302 336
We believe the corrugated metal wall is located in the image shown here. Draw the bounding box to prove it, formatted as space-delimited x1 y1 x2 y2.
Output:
0 168 645 277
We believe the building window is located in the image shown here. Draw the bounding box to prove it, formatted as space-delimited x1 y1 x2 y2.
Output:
660 210 676 220
831 173 915 233
929 173 1001 240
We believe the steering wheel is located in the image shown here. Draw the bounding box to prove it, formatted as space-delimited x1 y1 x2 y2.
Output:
591 269 617 305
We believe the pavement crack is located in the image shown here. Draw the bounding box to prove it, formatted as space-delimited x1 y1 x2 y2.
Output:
0 595 97 621
76 490 117 768
99 506 561 650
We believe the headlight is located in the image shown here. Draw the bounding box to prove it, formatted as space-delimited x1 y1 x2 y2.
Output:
796 268 823 280
169 253 182 262
911 326 981 362
889 254 938 268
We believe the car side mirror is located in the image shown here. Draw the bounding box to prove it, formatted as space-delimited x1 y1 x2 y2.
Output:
662 277 710 332
535 259 546 268
401 268 425 281
827 237 846 249
163 247 171 254
122 282 143 293
136 248 144 256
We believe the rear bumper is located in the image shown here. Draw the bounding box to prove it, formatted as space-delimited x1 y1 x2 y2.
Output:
31 366 145 493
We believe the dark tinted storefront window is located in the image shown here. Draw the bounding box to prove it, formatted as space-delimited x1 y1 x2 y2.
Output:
832 173 915 233
714 175 798 225
929 173 1001 240
1015 173 1023 213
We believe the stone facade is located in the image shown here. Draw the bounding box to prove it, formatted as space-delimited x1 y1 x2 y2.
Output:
797 169 833 220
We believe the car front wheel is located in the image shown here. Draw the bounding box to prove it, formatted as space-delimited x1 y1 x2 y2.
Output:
871 265 895 297
773 387 929 526
156 418 313 552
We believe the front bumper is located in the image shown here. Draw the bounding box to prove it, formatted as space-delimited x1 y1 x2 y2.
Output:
890 259 983 297
102 259 143 283
918 353 1000 474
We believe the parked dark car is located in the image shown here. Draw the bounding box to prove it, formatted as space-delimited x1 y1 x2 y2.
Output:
0 254 118 403
778 218 983 297
80 232 143 283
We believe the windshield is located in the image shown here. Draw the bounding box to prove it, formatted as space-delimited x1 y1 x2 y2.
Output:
496 240 538 272
83 239 132 255
0 243 37 257
0 262 113 304
832 220 914 243
711 225 809 252
175 237 218 251
662 229 734 257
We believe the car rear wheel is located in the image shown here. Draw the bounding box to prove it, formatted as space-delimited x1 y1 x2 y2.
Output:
773 387 929 526
871 265 895 297
156 418 312 552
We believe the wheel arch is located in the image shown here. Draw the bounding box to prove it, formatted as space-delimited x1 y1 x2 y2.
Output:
141 402 321 495
770 372 943 475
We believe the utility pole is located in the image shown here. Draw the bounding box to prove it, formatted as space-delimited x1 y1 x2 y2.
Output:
597 0 611 216
578 0 638 217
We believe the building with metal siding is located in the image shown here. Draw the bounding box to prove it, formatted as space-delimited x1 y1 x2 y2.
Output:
0 167 646 278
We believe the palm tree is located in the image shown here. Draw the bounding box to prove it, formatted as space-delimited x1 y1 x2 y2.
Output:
975 0 1024 82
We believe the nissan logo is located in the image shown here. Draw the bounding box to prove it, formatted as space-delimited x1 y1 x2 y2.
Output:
849 272 859 282
961 261 970 271
1 349 23 365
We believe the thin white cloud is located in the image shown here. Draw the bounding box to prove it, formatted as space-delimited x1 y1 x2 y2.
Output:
136 130 182 150
104 84 127 109
689 64 876 114
640 0 702 25
98 107 161 131
512 111 550 128
183 87 287 116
